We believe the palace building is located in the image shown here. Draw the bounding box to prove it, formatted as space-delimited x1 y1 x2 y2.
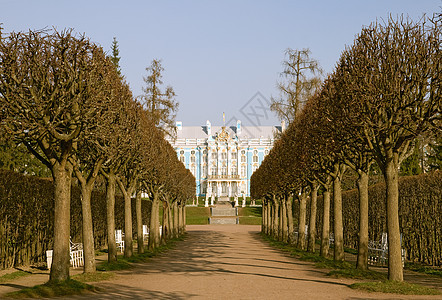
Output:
166 119 283 200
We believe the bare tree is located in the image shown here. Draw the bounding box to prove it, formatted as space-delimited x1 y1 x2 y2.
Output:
138 59 178 135
0 29 107 282
270 48 322 125
338 16 441 281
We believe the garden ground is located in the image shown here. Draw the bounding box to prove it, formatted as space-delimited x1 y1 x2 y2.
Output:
1 225 441 299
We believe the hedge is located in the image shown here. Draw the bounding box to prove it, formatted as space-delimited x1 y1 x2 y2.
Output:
312 171 441 266
0 169 151 269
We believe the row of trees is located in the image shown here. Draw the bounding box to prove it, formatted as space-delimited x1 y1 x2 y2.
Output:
0 28 195 282
252 15 441 281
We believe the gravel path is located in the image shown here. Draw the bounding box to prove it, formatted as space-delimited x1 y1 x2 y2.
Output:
1 225 440 299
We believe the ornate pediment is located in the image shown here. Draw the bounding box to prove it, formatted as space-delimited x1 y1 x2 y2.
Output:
215 126 231 142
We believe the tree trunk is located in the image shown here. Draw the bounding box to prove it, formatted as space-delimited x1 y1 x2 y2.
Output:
384 153 403 281
281 199 288 243
49 161 72 282
182 205 186 232
136 190 144 254
173 201 179 238
267 200 272 235
178 204 185 234
298 189 307 250
286 195 294 244
261 200 266 233
357 170 369 270
320 188 331 257
168 201 173 239
149 192 160 251
106 172 117 262
333 165 345 261
161 200 168 244
308 183 318 253
123 191 133 257
273 199 279 240
80 184 96 273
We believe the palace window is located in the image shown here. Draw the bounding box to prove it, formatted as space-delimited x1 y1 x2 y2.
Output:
253 150 258 163
231 167 237 175
180 156 185 163
241 183 246 193
211 152 217 159
241 155 246 163
265 149 269 155
190 155 195 163
241 165 246 177
202 166 208 177
211 166 217 176
232 152 237 160
221 167 227 175
202 183 207 194
221 152 227 160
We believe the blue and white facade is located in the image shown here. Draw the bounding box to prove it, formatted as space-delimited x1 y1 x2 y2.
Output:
166 119 282 199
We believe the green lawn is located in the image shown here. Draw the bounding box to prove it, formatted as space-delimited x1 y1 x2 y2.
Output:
186 207 210 224
185 206 262 225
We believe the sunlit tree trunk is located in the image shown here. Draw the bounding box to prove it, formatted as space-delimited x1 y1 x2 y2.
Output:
267 200 272 236
105 171 117 262
384 151 403 281
286 195 294 244
356 170 369 270
79 184 96 273
161 200 169 244
123 191 133 257
261 199 266 233
149 192 160 250
333 164 345 261
49 161 72 282
308 182 318 253
173 201 179 238
281 198 288 243
136 190 144 254
273 196 279 240
320 187 331 257
298 189 307 250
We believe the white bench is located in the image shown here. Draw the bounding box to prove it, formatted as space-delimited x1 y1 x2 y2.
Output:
46 239 84 269
115 229 124 252
368 233 405 267
143 225 149 241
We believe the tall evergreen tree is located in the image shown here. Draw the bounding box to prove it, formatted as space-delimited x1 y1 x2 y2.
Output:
139 59 178 135
110 37 121 76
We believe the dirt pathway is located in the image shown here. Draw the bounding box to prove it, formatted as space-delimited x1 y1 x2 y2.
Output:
1 225 440 299
70 225 439 299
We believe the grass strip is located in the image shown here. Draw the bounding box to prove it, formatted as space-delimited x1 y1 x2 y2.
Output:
405 262 442 277
72 271 115 282
0 271 32 283
4 279 96 299
262 233 440 295
350 280 441 295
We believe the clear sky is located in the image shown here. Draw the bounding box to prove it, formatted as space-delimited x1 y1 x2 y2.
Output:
2 0 441 126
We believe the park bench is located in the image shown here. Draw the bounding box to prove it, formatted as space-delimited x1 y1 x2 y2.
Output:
368 232 405 267
46 238 84 269
115 229 125 252
143 225 149 241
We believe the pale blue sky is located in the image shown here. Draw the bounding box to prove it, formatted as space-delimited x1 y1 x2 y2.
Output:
2 0 441 126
